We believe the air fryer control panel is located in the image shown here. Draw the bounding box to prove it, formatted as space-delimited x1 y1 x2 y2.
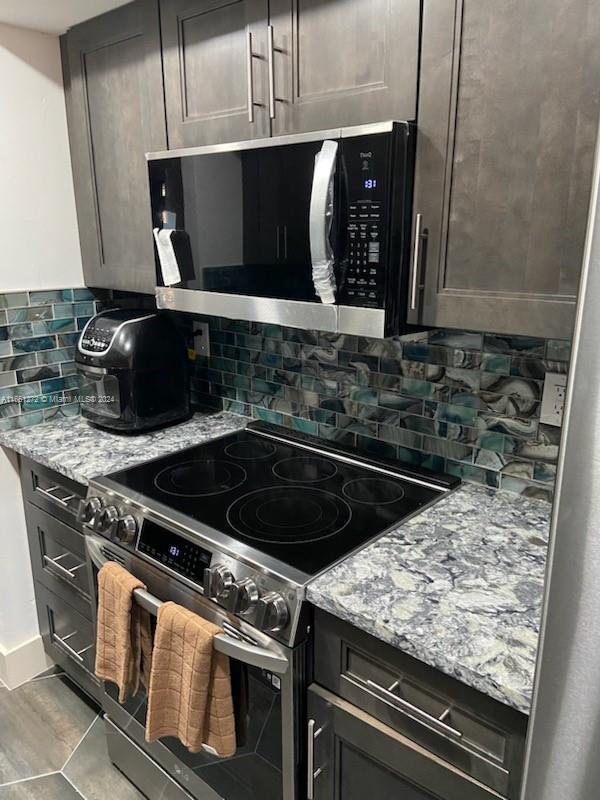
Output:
340 134 390 309
80 319 115 354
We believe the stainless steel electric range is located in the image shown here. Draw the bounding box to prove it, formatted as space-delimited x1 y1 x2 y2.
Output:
80 422 458 800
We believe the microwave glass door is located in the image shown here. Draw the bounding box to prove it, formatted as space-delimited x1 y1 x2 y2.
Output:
149 141 337 303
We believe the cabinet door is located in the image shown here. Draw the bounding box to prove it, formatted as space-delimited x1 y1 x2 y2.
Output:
408 0 600 338
268 0 419 136
62 0 166 294
308 685 497 800
161 0 270 147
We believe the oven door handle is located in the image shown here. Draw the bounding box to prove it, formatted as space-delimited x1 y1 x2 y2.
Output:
86 536 289 675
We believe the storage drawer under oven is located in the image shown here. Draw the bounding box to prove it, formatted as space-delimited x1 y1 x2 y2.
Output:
25 501 92 617
20 456 86 529
314 610 527 799
35 583 101 702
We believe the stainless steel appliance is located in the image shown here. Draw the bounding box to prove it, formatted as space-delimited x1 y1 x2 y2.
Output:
76 309 190 433
148 121 416 338
519 128 600 795
80 422 457 800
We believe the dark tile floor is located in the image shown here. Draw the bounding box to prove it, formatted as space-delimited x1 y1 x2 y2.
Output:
0 668 143 799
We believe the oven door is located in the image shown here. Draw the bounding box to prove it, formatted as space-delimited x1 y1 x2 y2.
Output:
149 134 341 331
86 535 303 800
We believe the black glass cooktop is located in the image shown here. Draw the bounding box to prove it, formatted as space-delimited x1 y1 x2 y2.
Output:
106 425 457 577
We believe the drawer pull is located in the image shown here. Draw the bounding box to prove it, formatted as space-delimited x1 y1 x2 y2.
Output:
43 553 84 583
36 485 76 509
366 679 463 740
52 631 85 663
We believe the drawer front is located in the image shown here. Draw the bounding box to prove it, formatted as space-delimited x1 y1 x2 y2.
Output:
25 501 93 617
308 684 501 800
20 456 86 529
35 583 99 695
314 610 526 798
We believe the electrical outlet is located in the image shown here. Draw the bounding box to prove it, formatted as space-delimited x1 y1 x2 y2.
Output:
540 372 567 426
193 322 210 357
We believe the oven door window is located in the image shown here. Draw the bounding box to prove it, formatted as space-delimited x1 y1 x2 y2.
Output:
104 659 283 800
78 371 122 419
150 142 338 303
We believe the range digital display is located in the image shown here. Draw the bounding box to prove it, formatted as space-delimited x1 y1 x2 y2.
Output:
138 520 211 584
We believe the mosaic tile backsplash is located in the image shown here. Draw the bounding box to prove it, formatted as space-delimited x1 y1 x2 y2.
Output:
190 317 571 501
0 288 100 432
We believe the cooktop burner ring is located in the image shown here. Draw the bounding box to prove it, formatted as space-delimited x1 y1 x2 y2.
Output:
342 477 406 506
272 456 338 484
227 486 352 545
154 459 247 498
224 439 277 461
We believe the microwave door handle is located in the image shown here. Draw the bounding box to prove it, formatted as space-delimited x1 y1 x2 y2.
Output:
309 139 339 304
85 537 289 675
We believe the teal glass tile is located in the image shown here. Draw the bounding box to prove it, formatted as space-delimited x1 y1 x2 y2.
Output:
356 434 397 460
70 288 95 301
347 387 378 406
289 416 318 435
0 410 44 431
7 305 53 322
32 318 75 335
252 407 284 425
0 353 36 372
4 323 33 339
476 431 506 452
60 362 77 376
29 290 69 305
0 342 12 357
17 365 60 384
12 336 55 353
533 462 557 483
480 352 511 375
73 302 94 317
37 347 74 365
22 393 63 412
41 377 66 394
432 402 478 426
0 372 16 389
57 333 79 347
0 382 40 402
0 292 28 309
446 461 500 488
52 303 74 318
43 402 80 421
222 399 250 416
401 378 439 398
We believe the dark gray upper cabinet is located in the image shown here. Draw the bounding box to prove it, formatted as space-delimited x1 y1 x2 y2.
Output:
160 0 419 146
268 0 419 135
408 0 600 339
161 0 271 147
62 0 167 294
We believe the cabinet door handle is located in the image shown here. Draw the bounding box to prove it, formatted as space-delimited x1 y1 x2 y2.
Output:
307 719 324 800
410 212 423 311
267 25 276 119
366 679 463 740
246 30 256 123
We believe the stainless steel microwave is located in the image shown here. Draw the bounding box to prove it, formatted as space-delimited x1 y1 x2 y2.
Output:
148 121 416 338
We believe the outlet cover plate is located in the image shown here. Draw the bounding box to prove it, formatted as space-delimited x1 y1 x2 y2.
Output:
193 322 210 357
540 372 567 426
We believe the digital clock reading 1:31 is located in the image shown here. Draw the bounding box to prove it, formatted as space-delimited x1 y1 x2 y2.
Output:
364 179 378 189
169 545 181 557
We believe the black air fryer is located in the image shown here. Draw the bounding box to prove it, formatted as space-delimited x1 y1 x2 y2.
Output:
75 309 190 433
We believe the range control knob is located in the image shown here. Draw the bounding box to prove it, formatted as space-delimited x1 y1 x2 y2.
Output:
77 496 102 525
204 564 234 601
226 578 259 614
255 592 289 633
95 505 119 535
116 514 138 545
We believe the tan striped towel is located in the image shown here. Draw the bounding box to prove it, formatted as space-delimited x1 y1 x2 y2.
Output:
145 601 236 757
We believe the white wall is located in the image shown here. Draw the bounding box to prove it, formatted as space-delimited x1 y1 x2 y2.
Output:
0 24 83 683
0 22 84 291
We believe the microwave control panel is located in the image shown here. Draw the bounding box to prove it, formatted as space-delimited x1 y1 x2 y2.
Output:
340 134 389 309
345 201 384 307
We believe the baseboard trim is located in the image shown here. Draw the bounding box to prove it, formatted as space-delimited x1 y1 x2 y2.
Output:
0 634 52 689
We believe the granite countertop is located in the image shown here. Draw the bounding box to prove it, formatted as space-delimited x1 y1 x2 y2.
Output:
307 484 551 714
0 411 249 485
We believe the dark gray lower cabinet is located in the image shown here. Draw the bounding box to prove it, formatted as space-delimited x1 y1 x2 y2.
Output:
312 610 527 800
61 0 167 294
21 458 101 703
